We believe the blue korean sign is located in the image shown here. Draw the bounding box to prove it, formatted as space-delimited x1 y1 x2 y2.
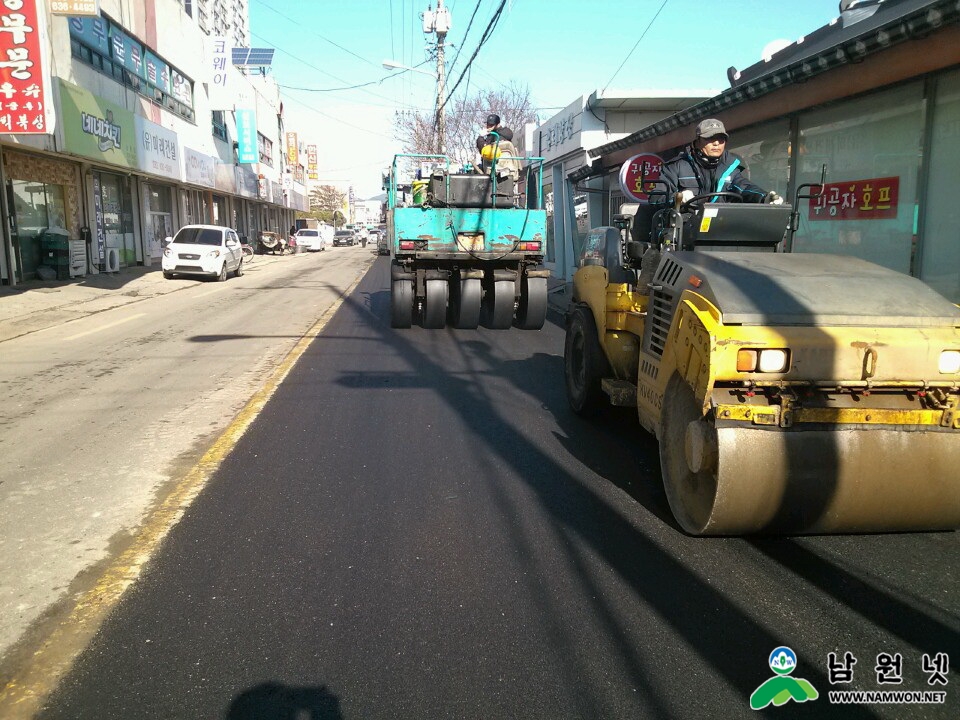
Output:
143 49 170 93
67 16 109 55
108 24 145 79
234 109 258 164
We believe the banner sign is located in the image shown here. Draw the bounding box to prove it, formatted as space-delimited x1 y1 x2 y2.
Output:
92 173 105 262
286 131 298 166
143 49 170 93
170 68 191 106
210 36 228 89
235 108 257 163
60 79 136 166
619 153 663 203
307 144 318 180
67 15 108 55
135 115 181 180
183 147 216 187
51 0 100 15
109 25 145 79
0 0 55 134
808 177 899 221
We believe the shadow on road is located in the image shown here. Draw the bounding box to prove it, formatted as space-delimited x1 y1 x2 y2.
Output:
226 681 342 720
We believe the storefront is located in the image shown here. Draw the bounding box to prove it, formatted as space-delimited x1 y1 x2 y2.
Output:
59 79 140 272
142 182 174 263
571 2 960 303
94 171 136 270
2 150 81 281
135 116 182 264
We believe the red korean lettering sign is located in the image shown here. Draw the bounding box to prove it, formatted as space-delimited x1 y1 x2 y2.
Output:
0 0 52 134
619 153 663 204
808 176 899 221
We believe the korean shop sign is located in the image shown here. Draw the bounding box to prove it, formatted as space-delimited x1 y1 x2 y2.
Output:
619 153 663 204
286 131 298 166
135 115 181 181
108 24 145 81
808 177 899 221
183 146 216 188
59 79 136 167
0 0 55 134
50 0 99 15
234 108 257 163
307 144 318 180
67 15 108 54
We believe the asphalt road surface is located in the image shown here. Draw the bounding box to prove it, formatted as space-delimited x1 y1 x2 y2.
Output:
33 258 960 719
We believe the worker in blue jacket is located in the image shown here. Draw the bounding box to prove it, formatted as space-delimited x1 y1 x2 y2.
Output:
658 118 783 206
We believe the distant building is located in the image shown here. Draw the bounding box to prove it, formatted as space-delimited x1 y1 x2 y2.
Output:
0 0 309 285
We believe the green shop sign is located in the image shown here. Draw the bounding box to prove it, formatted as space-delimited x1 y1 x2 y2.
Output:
59 79 137 168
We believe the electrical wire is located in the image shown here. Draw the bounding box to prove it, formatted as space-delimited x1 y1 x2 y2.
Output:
252 0 381 69
446 0 484 78
602 0 669 92
441 0 507 111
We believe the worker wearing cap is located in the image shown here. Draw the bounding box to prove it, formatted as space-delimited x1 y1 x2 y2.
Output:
658 118 783 206
476 113 520 181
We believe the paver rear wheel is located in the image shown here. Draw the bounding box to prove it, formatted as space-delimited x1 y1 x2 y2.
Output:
449 277 481 329
423 279 448 329
515 276 547 330
483 279 514 329
391 279 414 328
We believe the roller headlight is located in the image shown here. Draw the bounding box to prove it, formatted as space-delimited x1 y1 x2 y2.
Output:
737 348 791 373
940 350 960 374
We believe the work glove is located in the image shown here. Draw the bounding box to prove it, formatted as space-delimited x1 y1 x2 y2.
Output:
676 189 695 204
765 191 785 205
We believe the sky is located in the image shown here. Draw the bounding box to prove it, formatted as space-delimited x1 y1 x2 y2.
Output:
248 0 844 199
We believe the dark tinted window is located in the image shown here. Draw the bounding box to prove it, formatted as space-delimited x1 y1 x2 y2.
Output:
173 227 223 245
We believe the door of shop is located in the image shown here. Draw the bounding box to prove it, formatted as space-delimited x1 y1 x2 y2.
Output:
7 180 67 281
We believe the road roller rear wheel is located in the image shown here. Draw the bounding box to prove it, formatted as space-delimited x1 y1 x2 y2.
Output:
515 276 547 330
390 279 414 328
423 278 448 328
659 374 721 536
449 277 481 329
483 279 514 329
564 306 610 416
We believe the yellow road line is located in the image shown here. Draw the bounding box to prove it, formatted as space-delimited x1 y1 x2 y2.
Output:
61 313 147 341
0 261 372 719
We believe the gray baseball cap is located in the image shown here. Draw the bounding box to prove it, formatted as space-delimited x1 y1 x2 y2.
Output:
695 118 728 139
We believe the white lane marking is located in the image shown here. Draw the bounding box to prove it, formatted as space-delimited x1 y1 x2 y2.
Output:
62 313 147 341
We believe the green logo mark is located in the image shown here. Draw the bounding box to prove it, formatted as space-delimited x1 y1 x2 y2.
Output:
750 646 819 710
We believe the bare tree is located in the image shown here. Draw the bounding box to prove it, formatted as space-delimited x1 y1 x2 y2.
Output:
393 81 536 167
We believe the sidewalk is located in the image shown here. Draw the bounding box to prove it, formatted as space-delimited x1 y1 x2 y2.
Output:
0 265 182 343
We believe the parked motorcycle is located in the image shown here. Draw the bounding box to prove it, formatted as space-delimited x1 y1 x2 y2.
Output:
258 231 286 255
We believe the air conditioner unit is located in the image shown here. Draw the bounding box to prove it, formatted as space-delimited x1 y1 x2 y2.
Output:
105 247 120 273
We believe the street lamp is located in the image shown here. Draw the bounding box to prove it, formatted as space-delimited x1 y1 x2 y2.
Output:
382 60 436 78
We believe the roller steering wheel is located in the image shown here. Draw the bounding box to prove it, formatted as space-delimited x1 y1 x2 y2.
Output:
679 190 743 212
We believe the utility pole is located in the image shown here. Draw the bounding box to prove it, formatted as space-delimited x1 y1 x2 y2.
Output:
422 1 450 155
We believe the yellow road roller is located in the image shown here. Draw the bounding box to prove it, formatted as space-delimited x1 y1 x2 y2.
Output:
564 192 960 535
